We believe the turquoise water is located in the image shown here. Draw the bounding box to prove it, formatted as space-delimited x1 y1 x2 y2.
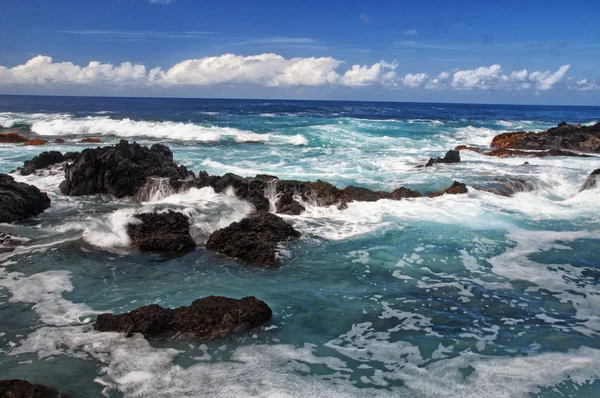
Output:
1 97 600 397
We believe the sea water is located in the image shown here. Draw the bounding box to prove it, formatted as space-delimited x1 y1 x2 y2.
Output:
0 96 599 397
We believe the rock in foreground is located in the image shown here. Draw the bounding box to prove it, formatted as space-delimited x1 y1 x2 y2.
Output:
0 174 51 223
206 212 300 266
59 140 191 198
0 379 66 398
581 169 600 191
127 210 196 251
94 296 272 339
490 121 600 153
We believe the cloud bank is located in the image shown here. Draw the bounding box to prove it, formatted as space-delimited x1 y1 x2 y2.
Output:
0 54 583 92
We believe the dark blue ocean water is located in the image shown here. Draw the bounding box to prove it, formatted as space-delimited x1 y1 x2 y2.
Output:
0 96 600 397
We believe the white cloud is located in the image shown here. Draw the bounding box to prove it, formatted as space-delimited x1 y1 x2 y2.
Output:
0 54 575 93
404 29 418 36
150 0 174 4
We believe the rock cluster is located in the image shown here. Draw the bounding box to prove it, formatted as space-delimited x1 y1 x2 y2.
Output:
94 296 272 339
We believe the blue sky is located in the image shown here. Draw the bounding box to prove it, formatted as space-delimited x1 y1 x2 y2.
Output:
0 0 598 104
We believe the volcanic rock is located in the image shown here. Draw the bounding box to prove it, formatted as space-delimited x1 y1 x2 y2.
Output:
581 169 600 191
206 212 300 266
425 150 461 167
20 151 67 176
127 210 196 251
23 139 47 146
94 296 272 339
59 140 191 198
0 174 51 223
0 379 66 398
55 138 65 143
454 145 481 152
80 137 102 143
0 132 29 143
430 181 468 197
486 148 593 158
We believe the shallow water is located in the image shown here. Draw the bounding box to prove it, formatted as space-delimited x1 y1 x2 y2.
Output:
1 96 600 397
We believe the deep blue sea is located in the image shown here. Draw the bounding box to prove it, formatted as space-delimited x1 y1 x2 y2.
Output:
1 95 600 397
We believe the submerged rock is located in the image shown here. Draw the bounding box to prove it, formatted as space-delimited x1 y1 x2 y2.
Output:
0 232 16 253
0 379 66 398
476 178 534 196
206 212 300 266
430 181 468 197
23 139 48 146
0 174 51 223
127 210 196 252
0 132 29 143
94 296 272 339
59 140 191 198
581 169 600 191
490 121 600 153
425 150 461 167
485 148 592 158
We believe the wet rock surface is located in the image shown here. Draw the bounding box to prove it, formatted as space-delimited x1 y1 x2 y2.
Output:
430 181 468 197
206 212 300 266
0 132 29 143
425 150 461 167
486 148 593 158
59 140 191 198
127 210 196 252
0 174 51 223
20 151 76 176
94 296 272 339
490 121 600 153
0 379 67 398
581 169 600 191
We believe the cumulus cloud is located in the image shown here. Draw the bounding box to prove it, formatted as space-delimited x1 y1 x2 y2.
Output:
0 54 575 92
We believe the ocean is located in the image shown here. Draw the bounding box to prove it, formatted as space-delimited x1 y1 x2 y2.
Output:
0 95 599 397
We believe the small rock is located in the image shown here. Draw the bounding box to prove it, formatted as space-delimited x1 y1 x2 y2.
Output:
80 137 102 143
581 169 600 191
24 139 47 146
430 181 468 197
0 379 67 398
127 210 196 251
0 132 30 143
55 138 66 143
425 150 461 167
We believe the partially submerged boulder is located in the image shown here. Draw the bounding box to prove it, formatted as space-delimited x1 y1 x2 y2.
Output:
581 169 600 191
0 174 51 223
0 132 29 143
0 379 66 398
20 151 67 176
485 148 592 158
94 296 272 339
80 137 102 143
206 212 300 266
23 139 47 146
127 210 196 251
59 140 191 198
425 150 461 167
454 145 481 152
476 178 534 196
490 121 600 153
430 181 468 197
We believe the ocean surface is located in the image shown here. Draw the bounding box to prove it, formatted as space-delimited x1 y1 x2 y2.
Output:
1 95 600 397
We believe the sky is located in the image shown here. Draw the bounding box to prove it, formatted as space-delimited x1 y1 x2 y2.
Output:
0 0 599 105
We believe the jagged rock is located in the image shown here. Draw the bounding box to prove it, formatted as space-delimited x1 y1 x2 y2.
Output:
0 132 29 143
206 212 300 266
390 187 423 199
476 178 534 196
425 150 461 167
581 169 600 191
20 151 66 176
59 140 191 198
430 181 468 197
127 210 196 251
0 174 51 223
94 296 272 339
0 379 67 398
490 121 600 153
276 192 306 215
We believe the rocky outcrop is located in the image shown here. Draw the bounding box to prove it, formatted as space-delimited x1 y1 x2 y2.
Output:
476 178 534 196
454 145 481 152
581 169 600 191
430 181 468 197
490 121 600 153
80 137 102 143
20 151 68 176
206 212 300 266
0 379 66 398
486 148 593 158
0 174 51 223
94 296 272 339
0 132 29 143
59 140 191 198
424 150 461 167
23 139 47 146
127 211 196 252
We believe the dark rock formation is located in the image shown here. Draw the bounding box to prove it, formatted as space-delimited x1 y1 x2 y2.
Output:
581 169 600 191
20 151 66 176
127 210 196 251
276 192 306 215
476 178 534 197
0 379 66 398
23 139 47 146
55 138 65 143
0 174 51 223
0 232 16 253
430 181 468 197
0 132 29 143
59 140 191 198
206 212 300 266
390 187 423 199
490 121 600 153
454 145 481 152
425 150 461 167
94 296 272 339
486 148 593 158
80 137 102 143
